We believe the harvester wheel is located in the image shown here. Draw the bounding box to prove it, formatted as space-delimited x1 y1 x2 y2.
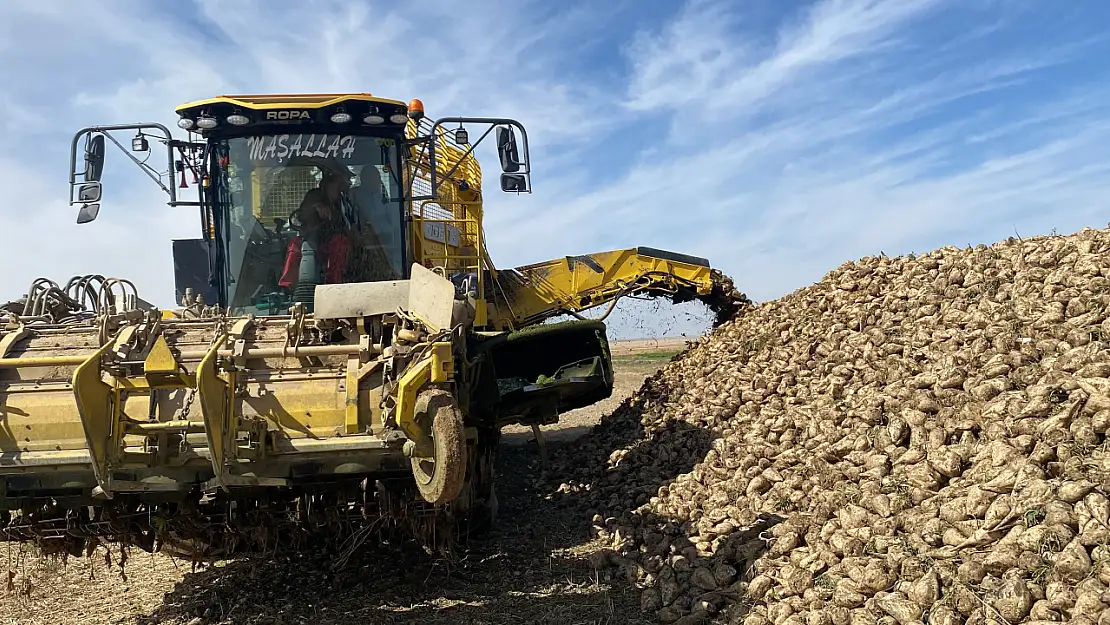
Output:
410 389 468 505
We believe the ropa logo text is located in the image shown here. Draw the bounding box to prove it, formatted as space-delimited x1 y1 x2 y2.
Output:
265 110 312 120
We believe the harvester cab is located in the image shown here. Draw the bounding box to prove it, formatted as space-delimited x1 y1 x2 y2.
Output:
68 94 532 318
0 93 746 559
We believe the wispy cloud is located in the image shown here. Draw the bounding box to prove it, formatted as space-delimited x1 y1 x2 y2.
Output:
624 0 944 118
1 0 1108 340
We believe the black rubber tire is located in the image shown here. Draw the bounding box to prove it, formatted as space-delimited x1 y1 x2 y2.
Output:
410 389 468 505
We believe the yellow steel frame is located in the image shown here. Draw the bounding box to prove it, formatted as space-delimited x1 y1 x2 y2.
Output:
393 342 453 442
412 199 487 325
71 326 208 493
197 336 234 490
63 322 251 494
72 332 128 491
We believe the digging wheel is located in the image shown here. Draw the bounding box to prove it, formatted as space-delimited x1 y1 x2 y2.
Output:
410 389 469 505
454 426 500 535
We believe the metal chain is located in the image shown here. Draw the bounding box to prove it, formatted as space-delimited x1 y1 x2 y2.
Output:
177 388 196 419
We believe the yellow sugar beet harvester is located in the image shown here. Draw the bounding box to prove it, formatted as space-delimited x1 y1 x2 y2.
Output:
0 93 746 558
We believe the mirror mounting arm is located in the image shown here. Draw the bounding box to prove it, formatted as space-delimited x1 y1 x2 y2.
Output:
421 117 532 200
424 122 497 199
68 123 181 208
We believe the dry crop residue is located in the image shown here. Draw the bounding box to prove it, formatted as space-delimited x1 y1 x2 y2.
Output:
550 227 1110 624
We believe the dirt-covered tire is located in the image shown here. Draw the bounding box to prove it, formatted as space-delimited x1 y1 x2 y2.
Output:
410 389 468 505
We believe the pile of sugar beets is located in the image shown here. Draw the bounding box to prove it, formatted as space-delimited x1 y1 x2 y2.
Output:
551 227 1110 624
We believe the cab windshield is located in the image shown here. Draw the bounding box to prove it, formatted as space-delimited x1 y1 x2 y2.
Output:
210 133 405 315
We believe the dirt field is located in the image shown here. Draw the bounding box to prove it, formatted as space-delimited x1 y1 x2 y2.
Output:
606 338 689 357
0 343 686 625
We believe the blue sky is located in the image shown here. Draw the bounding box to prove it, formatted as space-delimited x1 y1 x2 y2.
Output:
2 0 1109 339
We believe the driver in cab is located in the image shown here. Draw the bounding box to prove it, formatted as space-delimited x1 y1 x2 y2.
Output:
278 166 355 289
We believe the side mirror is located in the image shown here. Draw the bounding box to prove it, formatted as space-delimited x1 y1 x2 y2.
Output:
500 173 529 193
77 181 102 203
76 203 101 224
497 126 521 173
84 134 105 182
